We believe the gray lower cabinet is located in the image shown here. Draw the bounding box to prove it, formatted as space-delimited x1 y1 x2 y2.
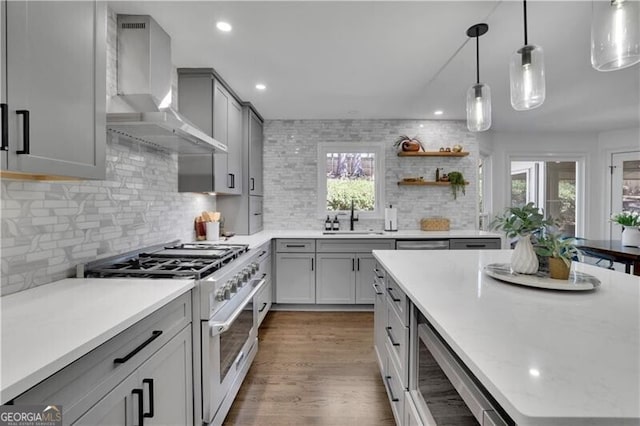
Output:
315 253 378 304
74 326 193 426
275 253 316 303
14 293 192 425
1 0 106 179
316 253 356 303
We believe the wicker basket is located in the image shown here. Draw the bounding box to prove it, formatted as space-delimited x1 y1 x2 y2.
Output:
420 217 450 231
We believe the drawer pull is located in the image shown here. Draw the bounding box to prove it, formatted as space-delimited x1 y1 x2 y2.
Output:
258 302 268 313
374 268 383 279
142 378 154 418
387 287 401 302
464 244 487 248
0 103 7 151
16 110 29 155
371 282 383 295
286 244 306 248
132 388 145 426
384 376 400 402
258 250 267 258
114 330 163 364
386 326 400 347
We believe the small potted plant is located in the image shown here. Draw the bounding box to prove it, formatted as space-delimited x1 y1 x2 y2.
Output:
535 232 578 280
393 135 424 152
447 171 466 200
490 203 555 274
610 211 640 247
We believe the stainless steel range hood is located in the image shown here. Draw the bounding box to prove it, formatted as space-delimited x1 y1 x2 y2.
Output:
107 15 227 154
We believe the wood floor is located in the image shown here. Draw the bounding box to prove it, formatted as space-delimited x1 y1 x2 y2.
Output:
224 311 395 426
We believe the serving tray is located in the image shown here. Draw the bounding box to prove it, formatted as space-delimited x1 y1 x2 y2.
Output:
484 263 601 291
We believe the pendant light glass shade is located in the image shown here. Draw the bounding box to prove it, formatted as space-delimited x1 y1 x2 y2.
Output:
466 83 491 132
510 44 546 110
591 0 640 71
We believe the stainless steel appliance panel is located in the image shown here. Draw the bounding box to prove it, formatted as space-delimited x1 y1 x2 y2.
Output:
397 240 450 250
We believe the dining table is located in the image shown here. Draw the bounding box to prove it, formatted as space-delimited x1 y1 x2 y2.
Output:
576 240 640 276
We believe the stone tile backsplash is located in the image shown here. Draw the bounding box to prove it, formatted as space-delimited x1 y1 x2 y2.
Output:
1 134 216 296
263 119 478 231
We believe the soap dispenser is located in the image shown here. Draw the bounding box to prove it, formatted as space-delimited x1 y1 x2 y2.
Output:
325 215 332 231
332 215 340 231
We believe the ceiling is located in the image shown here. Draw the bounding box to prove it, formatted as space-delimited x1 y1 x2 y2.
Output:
109 1 640 133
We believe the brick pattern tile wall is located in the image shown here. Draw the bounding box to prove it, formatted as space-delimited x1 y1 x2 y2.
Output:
0 9 214 295
263 120 478 231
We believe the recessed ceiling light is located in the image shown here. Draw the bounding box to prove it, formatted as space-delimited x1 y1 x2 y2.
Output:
255 83 266 90
434 110 444 116
216 21 232 32
419 124 424 128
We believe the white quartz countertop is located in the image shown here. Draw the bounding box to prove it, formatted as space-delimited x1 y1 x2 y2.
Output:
0 278 194 404
222 229 502 249
372 249 640 426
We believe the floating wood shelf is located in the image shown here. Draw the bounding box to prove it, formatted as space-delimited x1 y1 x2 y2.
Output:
397 180 469 186
397 151 469 157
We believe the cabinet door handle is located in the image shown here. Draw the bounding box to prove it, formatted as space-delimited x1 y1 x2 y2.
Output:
384 376 400 402
258 302 268 313
0 103 7 151
371 282 383 295
311 258 314 271
387 288 401 303
132 388 145 426
250 177 255 191
352 258 355 271
114 330 162 364
253 212 262 216
228 173 235 189
16 110 29 155
386 326 400 347
357 258 360 271
142 378 154 418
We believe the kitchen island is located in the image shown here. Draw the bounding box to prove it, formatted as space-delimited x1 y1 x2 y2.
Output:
372 249 640 426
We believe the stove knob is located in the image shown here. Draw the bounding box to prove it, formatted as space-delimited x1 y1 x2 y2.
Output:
229 279 238 293
251 262 259 274
235 274 245 287
215 289 227 301
243 268 252 281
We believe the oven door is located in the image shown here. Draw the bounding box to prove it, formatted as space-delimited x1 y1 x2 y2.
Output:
202 277 266 424
410 311 510 426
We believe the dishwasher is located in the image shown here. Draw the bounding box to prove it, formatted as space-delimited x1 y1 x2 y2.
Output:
396 239 450 250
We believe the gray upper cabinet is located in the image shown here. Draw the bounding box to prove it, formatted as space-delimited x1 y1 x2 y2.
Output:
2 0 106 179
248 108 263 196
177 69 242 194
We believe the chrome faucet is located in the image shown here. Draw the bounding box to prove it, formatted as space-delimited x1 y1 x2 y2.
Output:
350 200 359 231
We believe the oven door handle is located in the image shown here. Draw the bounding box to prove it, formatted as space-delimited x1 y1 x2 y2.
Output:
209 277 267 336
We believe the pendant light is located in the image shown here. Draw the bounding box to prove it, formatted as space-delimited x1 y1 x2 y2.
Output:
591 0 640 71
509 0 545 111
466 23 491 132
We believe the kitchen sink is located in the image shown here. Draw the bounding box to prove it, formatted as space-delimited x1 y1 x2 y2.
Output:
322 231 386 235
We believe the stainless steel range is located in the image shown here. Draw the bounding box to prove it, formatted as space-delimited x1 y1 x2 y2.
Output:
80 240 270 426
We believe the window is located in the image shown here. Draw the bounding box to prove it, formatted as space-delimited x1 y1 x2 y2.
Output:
317 142 385 218
478 154 492 230
510 160 579 237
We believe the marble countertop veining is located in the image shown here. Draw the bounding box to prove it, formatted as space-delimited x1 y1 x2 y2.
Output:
222 229 503 249
0 278 194 404
372 249 640 426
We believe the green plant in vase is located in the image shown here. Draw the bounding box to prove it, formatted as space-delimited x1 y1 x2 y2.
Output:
535 232 578 280
447 171 465 200
490 202 555 274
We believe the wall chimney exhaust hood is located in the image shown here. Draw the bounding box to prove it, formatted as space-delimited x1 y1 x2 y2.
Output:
107 15 227 154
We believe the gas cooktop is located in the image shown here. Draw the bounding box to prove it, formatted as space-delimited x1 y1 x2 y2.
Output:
80 241 249 280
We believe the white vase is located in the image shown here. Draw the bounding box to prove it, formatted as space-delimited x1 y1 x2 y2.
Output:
621 227 640 247
511 235 539 274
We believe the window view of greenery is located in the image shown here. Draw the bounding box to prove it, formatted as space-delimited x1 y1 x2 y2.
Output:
326 153 375 211
622 160 640 213
510 161 577 237
511 172 527 207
